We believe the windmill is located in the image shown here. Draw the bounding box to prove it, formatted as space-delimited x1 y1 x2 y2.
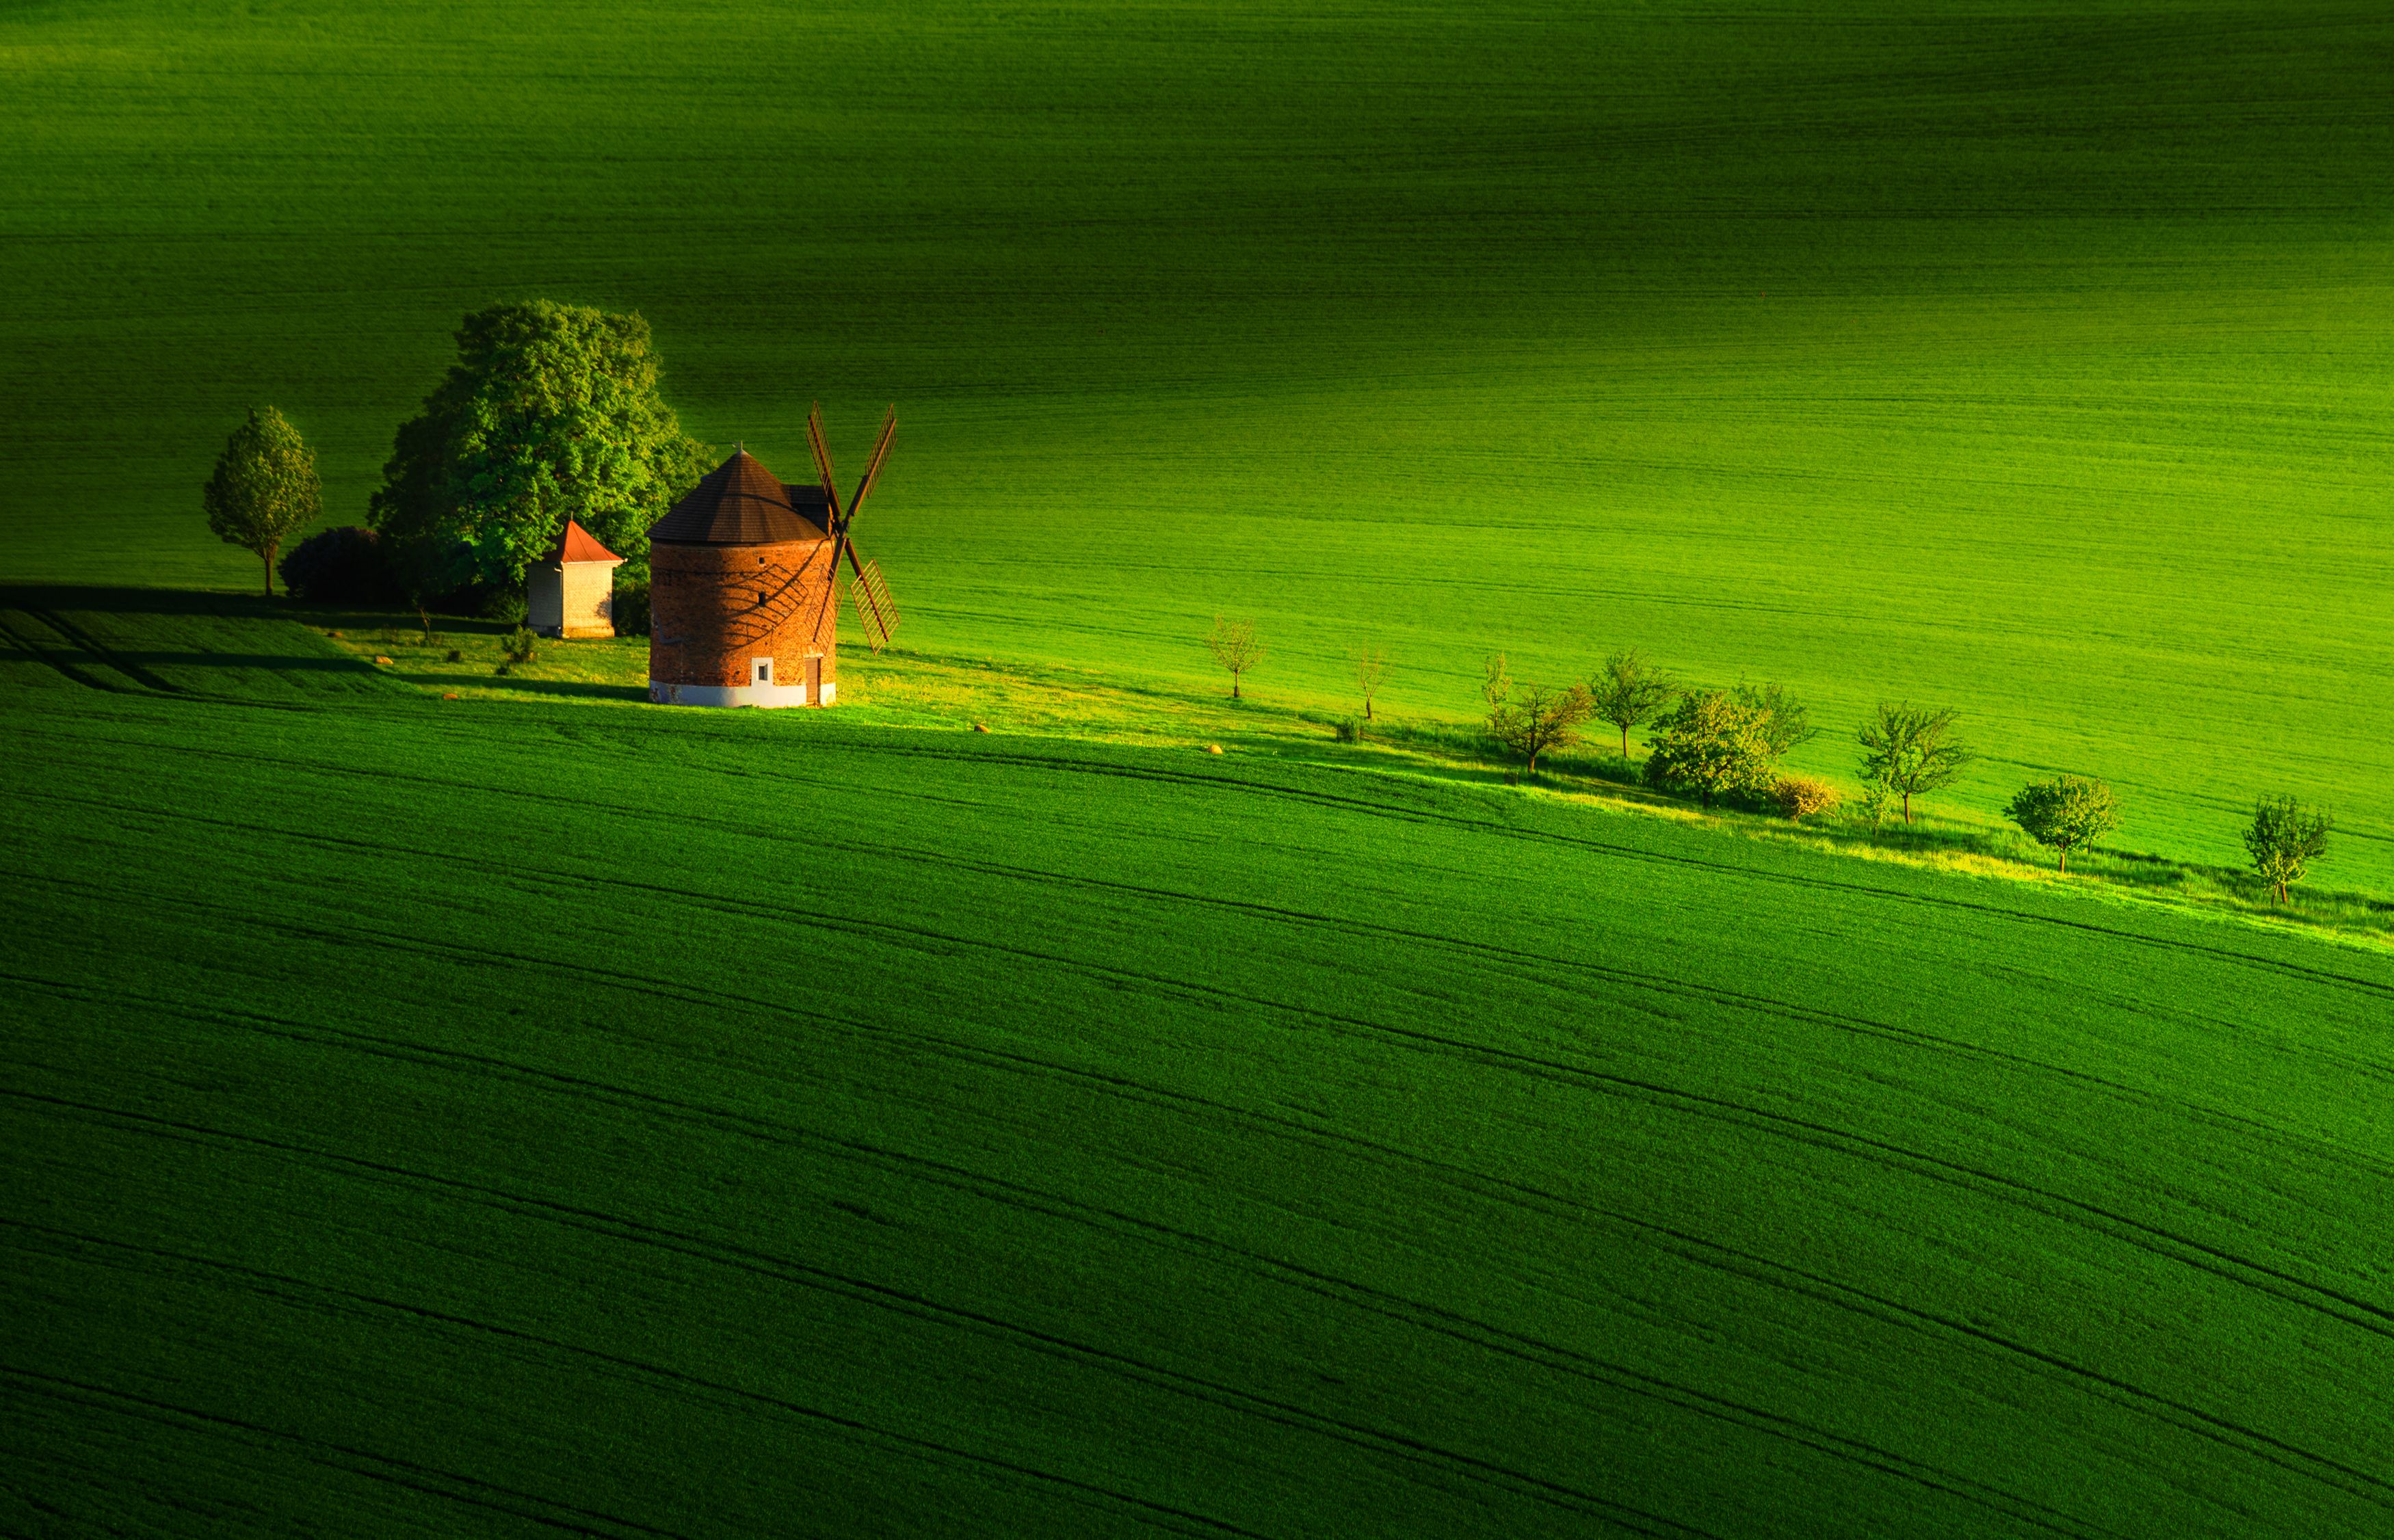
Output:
805 403 901 652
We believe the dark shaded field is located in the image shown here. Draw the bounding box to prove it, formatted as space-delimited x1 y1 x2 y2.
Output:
6 596 2391 1535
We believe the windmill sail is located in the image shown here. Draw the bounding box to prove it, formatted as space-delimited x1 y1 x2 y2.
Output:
847 557 899 652
800 405 899 651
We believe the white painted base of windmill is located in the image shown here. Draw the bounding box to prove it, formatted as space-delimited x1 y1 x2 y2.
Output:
647 679 834 708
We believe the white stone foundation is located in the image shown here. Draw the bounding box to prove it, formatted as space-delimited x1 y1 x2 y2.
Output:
647 679 827 708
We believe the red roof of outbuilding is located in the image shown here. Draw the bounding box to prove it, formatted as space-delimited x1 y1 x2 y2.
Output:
648 449 831 546
542 518 623 566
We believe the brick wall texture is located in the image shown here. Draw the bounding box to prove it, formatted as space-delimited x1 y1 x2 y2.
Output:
648 538 839 689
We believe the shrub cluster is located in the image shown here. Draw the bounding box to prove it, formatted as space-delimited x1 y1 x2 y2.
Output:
613 579 652 637
1475 641 2338 905
1772 775 1842 821
278 526 401 605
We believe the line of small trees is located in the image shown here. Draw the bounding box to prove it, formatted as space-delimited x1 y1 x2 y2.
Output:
1201 622 2338 908
1505 650 2335 905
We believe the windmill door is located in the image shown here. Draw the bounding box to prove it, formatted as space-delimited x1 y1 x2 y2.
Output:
806 656 824 704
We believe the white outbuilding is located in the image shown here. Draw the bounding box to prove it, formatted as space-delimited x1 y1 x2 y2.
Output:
527 518 625 638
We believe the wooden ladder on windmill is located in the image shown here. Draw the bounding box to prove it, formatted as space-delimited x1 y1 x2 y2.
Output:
804 403 902 653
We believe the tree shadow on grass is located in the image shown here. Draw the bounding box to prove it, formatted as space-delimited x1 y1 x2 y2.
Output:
0 585 519 699
0 583 260 618
474 678 647 704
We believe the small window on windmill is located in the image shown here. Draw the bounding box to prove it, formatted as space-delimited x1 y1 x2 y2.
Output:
753 658 774 687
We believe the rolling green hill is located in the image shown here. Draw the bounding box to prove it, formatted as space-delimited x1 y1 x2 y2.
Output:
1 1 2387 885
6 595 2393 1536
5 3 2391 1531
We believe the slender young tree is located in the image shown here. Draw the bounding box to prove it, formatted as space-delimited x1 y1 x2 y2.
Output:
1206 616 1263 699
1489 680 1593 775
2005 775 2120 875
1856 702 1971 823
1352 646 1387 722
1735 681 1817 758
204 407 321 596
2244 796 2332 905
1587 649 1676 758
1482 652 1512 715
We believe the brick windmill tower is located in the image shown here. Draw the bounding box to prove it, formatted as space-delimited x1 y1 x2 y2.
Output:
646 406 899 708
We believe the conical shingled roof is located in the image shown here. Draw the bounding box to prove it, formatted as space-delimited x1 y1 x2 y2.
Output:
540 517 623 566
648 449 831 546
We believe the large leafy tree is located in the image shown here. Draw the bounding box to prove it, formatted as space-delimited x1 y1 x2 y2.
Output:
369 302 711 592
203 406 321 596
1733 680 1817 759
1642 689 1782 809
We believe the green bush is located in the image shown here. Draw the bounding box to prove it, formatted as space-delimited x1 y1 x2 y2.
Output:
499 626 538 664
2244 795 2331 905
1644 689 1780 809
2005 774 2120 875
612 579 651 637
484 590 529 625
1334 718 1360 743
278 525 399 604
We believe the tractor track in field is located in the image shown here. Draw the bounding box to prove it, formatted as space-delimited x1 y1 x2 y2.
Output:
1 1365 690 1539
17 820 2394 1368
0 1107 1705 1539
10 709 2389 1006
3 1345 1275 1540
0 974 2283 1538
0 1087 2103 1540
12 654 2394 1528
0 1357 1254 1540
15 778 2393 1178
9 962 2384 1532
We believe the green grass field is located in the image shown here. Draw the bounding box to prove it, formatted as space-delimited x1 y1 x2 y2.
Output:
1 0 2387 884
8 596 2393 1537
5 2 2392 1532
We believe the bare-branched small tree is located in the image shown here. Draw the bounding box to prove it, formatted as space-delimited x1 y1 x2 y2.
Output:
1352 646 1387 722
1490 680 1593 776
1207 616 1264 700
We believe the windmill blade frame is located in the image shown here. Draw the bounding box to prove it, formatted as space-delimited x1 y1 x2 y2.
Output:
805 402 845 523
805 541 843 648
845 408 897 525
846 553 900 652
797 405 899 652
804 402 850 648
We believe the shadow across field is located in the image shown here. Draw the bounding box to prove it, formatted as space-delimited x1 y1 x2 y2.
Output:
0 584 412 700
448 676 647 703
14 585 2385 948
